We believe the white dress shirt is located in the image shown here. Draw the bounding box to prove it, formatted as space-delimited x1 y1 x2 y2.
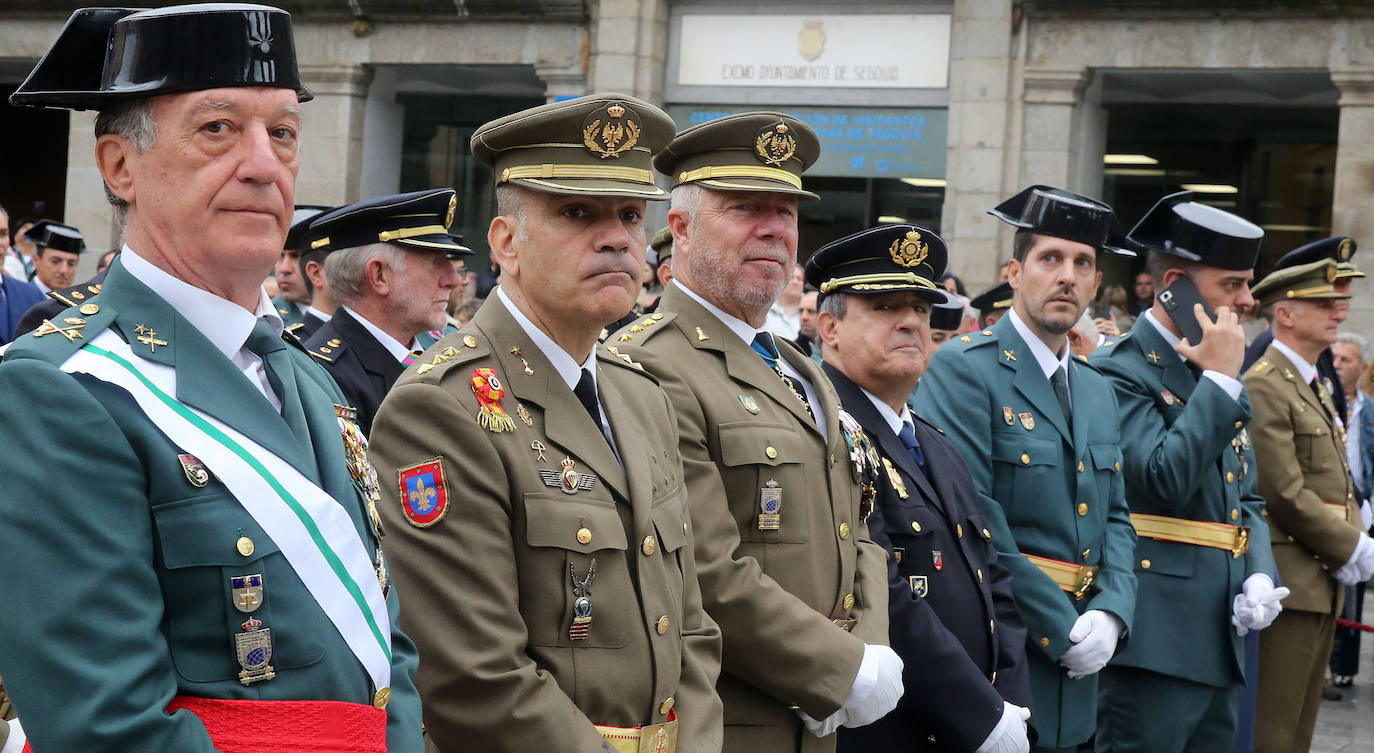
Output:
1141 310 1243 401
341 305 418 363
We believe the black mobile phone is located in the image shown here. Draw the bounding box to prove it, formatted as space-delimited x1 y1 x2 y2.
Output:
1157 276 1215 346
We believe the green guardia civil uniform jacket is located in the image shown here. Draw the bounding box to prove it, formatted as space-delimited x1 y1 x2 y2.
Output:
1090 322 1273 688
914 314 1137 749
613 283 889 753
0 258 423 752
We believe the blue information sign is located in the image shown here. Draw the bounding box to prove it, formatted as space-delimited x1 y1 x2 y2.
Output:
666 105 947 180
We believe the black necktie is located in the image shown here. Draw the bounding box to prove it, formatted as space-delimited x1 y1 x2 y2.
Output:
751 332 813 420
1051 365 1073 427
245 317 311 447
574 368 601 427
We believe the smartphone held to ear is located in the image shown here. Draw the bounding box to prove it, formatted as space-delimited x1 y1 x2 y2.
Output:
1157 277 1216 346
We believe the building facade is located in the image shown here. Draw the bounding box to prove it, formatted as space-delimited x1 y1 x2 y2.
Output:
0 0 1369 331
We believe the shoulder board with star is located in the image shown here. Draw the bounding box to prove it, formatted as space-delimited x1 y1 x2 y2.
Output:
609 311 677 345
1245 359 1270 377
45 281 104 308
307 336 347 363
3 299 117 367
408 332 491 383
946 328 999 353
597 343 660 385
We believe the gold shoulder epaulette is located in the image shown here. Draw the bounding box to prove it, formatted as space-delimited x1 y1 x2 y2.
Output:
611 311 676 344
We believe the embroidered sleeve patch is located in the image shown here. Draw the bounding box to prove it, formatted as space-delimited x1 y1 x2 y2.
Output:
398 459 449 528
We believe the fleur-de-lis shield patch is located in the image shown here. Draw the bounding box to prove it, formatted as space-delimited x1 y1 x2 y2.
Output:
399 459 448 528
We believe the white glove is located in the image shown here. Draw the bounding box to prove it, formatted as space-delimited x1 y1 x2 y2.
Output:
839 643 904 728
1 719 26 753
1059 610 1124 679
975 701 1031 753
1333 533 1374 585
1231 573 1289 635
797 707 847 739
1361 499 1372 531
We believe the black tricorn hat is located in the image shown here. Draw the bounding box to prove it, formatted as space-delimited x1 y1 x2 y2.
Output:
304 189 473 260
23 220 86 255
1127 191 1263 272
989 185 1135 257
929 297 965 331
805 224 950 303
969 280 1013 317
10 4 312 111
1275 235 1363 279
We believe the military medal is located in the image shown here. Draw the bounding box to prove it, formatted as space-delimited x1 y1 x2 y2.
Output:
909 575 928 598
471 368 517 432
179 453 210 488
515 400 534 427
839 409 880 484
336 404 384 538
569 559 597 640
235 616 276 685
932 550 943 571
758 479 782 530
1161 390 1176 406
1003 406 1015 426
231 573 264 613
541 457 597 495
1018 412 1035 431
882 457 909 499
1231 427 1251 481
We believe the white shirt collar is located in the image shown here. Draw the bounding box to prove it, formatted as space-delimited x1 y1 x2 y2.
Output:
305 306 332 322
496 285 596 392
120 244 280 360
1271 337 1319 384
675 280 772 347
1008 306 1072 380
860 385 912 437
342 305 416 363
32 277 51 295
1143 310 1187 362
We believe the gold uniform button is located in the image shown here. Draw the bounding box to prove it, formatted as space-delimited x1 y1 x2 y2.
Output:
991 671 997 684
577 528 593 545
79 303 100 316
765 446 778 459
1077 503 1088 516
656 615 671 635
1234 420 1244 429
911 521 922 533
373 687 391 709
1021 453 1031 465
1082 548 1091 560
236 537 255 557
982 528 992 539
843 593 856 610
956 524 964 537
1078 461 1085 473
1230 509 1240 521
838 522 851 540
1114 461 1121 472
989 620 996 634
660 697 675 715
463 335 479 348
977 569 984 583
1039 637 1051 648
683 522 689 534
642 536 657 556
1141 559 1151 569
1226 472 1235 483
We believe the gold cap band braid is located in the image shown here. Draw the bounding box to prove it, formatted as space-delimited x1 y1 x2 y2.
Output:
501 163 656 185
819 272 941 295
378 224 449 243
677 164 803 190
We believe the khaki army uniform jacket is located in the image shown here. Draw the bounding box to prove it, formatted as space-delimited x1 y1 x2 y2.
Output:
614 283 889 753
1244 344 1361 615
369 297 724 753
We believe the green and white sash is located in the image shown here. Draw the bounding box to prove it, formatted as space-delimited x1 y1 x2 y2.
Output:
61 331 392 692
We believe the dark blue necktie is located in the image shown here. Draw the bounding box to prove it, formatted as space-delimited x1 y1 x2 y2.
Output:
898 420 926 470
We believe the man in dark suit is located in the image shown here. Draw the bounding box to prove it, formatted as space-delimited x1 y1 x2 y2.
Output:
0 272 44 344
302 189 467 435
809 224 1033 753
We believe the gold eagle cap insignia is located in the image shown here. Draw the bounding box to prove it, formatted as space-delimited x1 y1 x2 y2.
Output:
755 123 797 167
444 195 457 229
583 101 641 159
889 230 929 268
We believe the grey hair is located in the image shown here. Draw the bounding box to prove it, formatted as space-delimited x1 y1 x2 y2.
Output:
1072 310 1098 340
818 291 848 320
324 242 408 305
667 184 706 276
495 184 530 244
94 98 158 224
1338 331 1370 362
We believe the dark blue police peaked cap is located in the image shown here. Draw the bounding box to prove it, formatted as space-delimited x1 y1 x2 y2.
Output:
286 205 332 254
989 185 1135 257
22 220 86 255
303 189 473 260
805 224 950 303
969 280 1013 318
1275 236 1363 279
10 4 311 111
1127 191 1263 272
